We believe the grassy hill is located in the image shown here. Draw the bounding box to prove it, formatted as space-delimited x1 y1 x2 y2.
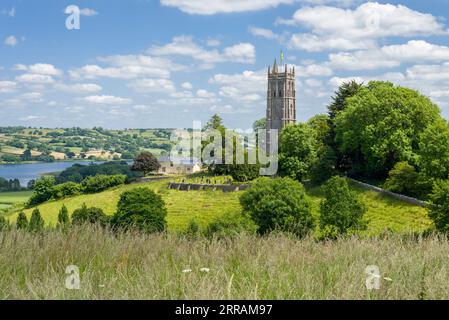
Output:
6 178 432 235
0 127 173 163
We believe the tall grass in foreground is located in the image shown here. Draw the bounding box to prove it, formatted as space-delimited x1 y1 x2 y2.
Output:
1 225 448 299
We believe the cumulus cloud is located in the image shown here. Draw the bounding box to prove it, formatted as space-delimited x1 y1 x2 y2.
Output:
128 78 176 93
149 36 256 65
70 55 182 80
160 0 296 15
16 74 54 84
4 35 18 46
80 8 98 16
14 63 62 76
82 95 132 105
328 40 449 70
284 2 448 51
0 81 17 93
55 83 102 94
181 82 193 90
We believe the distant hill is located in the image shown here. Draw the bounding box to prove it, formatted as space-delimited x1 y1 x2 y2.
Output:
0 127 174 164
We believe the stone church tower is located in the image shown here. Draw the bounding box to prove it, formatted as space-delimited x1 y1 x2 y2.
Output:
266 59 296 153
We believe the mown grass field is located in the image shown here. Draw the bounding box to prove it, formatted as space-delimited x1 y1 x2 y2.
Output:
0 226 448 299
0 191 33 211
5 178 432 235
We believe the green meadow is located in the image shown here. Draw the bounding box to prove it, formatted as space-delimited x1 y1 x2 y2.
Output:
5 178 432 235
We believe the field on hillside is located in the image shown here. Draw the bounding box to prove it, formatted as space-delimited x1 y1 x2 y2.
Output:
0 226 448 299
0 191 33 211
6 179 432 235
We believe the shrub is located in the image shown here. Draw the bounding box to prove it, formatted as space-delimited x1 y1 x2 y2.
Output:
29 176 55 205
428 180 449 233
319 176 366 235
57 205 70 227
205 212 257 238
384 162 419 197
227 164 260 182
29 208 44 231
185 219 200 237
239 177 314 237
82 174 126 193
53 182 83 199
0 216 9 230
111 188 167 232
72 203 108 226
16 212 28 229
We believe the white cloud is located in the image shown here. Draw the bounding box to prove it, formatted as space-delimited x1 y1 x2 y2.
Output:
160 0 296 15
249 27 279 40
82 95 132 105
55 83 102 94
196 89 215 98
128 78 176 93
19 115 45 121
4 35 18 47
80 8 98 16
284 2 448 52
207 39 221 47
181 82 193 90
328 40 449 70
70 55 180 80
15 63 63 76
0 81 17 93
289 33 375 51
149 36 256 65
16 74 54 84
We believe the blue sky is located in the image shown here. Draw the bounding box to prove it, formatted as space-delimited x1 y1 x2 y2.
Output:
1 0 449 129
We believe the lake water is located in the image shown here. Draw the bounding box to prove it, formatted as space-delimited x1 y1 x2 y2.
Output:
0 161 103 187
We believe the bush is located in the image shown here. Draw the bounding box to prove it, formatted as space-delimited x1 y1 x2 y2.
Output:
82 174 126 193
29 208 44 231
428 180 449 233
29 176 55 205
53 182 83 199
384 162 419 197
239 177 314 237
0 216 9 230
57 205 70 227
319 176 366 235
16 211 28 229
71 203 108 226
205 212 257 238
111 188 167 232
227 164 260 182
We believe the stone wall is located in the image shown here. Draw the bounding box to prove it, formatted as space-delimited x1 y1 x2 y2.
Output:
168 182 249 192
347 178 428 207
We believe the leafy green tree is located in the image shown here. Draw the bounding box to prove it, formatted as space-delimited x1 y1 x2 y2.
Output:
335 81 441 178
240 177 314 237
71 203 108 226
252 118 266 132
310 146 337 185
279 124 316 181
418 119 449 180
307 114 331 149
319 176 366 236
81 174 126 193
16 211 28 230
429 180 449 233
328 80 364 120
29 176 55 205
131 152 160 176
57 204 70 227
111 188 167 232
383 162 419 197
29 208 44 231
